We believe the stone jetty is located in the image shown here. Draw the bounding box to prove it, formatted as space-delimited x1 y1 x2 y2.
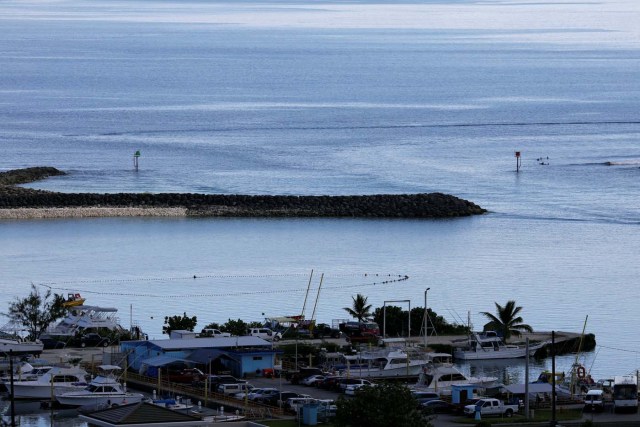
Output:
0 167 487 219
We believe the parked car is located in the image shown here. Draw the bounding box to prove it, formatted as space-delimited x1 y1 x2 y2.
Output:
235 387 278 401
312 323 342 339
285 396 314 412
286 367 324 385
318 375 344 390
344 382 376 396
338 378 373 392
201 374 246 390
166 368 206 384
584 389 605 412
248 328 282 342
421 399 455 414
301 374 326 386
271 391 308 407
200 328 231 338
252 388 281 403
216 382 253 396
411 390 440 405
80 333 110 347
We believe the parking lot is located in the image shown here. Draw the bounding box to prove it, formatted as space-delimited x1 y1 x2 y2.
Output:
241 375 343 402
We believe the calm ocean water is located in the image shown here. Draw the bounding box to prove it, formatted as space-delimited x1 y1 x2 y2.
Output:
1 0 640 423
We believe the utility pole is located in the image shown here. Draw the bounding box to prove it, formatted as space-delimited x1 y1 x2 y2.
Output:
423 288 430 349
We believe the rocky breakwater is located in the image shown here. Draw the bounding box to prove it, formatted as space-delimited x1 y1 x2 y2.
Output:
0 167 487 219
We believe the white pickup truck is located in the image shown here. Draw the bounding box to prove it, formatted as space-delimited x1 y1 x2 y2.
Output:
464 398 518 418
201 328 231 337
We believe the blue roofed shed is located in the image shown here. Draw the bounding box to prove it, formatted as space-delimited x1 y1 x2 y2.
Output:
121 336 280 378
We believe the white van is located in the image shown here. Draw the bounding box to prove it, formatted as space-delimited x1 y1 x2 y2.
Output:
584 389 604 412
249 328 282 341
216 383 253 396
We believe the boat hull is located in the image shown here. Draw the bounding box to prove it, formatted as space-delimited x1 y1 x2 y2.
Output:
57 392 144 407
0 340 44 356
346 364 425 379
11 383 87 400
454 343 544 360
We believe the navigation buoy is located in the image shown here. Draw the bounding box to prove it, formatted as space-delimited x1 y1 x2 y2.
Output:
133 150 141 170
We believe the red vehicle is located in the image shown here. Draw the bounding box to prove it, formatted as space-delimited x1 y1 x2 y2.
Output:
166 368 206 384
339 321 380 344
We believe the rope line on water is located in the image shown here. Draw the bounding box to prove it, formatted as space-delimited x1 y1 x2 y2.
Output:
35 272 395 286
597 344 640 354
36 274 409 298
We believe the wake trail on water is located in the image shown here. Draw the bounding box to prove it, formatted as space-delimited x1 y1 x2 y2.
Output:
67 119 640 137
491 212 640 226
565 160 640 167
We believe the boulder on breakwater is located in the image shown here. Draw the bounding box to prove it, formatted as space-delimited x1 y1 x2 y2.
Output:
0 167 487 218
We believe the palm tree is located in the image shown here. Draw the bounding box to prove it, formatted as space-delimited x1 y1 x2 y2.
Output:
481 300 533 341
343 294 372 322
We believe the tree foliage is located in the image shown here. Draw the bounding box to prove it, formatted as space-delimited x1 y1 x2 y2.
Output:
221 318 249 337
334 382 431 427
162 312 197 335
5 284 67 340
481 300 533 341
343 294 372 322
373 305 468 337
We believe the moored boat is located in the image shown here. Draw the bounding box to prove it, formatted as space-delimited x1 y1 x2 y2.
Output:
10 364 89 399
56 365 144 408
0 335 44 356
453 331 545 360
341 348 427 379
62 293 86 308
414 352 499 394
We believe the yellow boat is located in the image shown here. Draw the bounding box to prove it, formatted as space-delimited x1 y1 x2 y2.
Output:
63 293 85 307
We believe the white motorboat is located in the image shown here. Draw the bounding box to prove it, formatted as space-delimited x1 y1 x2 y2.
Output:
11 364 89 399
414 352 498 394
342 348 427 379
453 331 545 360
56 365 144 408
0 336 44 356
41 305 125 342
0 362 53 390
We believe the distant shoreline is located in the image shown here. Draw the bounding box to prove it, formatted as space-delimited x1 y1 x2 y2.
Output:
0 167 487 220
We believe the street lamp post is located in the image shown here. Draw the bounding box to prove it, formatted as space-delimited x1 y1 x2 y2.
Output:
9 349 16 427
424 288 430 349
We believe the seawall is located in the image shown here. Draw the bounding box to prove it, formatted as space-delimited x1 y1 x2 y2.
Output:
0 167 487 219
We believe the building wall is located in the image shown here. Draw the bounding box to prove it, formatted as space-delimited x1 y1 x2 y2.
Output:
238 353 276 377
120 341 278 378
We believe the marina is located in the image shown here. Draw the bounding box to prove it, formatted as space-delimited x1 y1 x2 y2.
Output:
1 0 640 424
0 333 635 426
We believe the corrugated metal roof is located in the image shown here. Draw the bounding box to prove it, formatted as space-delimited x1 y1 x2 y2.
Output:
148 336 271 350
79 401 208 425
141 355 193 367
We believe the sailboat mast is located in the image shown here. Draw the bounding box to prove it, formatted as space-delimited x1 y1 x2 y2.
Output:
300 269 314 318
310 273 324 323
